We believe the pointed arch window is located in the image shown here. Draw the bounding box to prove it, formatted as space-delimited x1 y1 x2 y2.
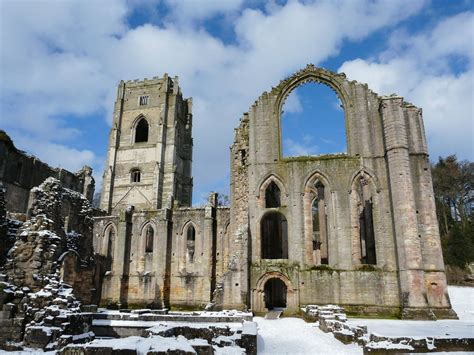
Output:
135 118 149 143
265 181 281 208
106 228 115 260
357 177 376 264
312 181 328 264
186 225 196 263
145 225 154 253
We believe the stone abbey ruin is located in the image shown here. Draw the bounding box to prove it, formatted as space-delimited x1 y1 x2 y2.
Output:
0 65 458 351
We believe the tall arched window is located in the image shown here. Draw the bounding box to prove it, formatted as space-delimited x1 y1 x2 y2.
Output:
106 227 115 260
357 177 376 264
265 181 281 208
261 212 288 259
281 82 346 157
135 118 149 143
312 181 328 264
145 225 154 253
186 225 196 263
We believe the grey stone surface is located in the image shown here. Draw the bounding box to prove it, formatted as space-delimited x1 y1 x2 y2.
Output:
92 66 454 318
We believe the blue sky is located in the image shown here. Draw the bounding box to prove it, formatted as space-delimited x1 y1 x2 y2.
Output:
0 0 472 205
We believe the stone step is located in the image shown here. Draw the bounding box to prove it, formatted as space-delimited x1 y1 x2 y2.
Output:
264 310 282 320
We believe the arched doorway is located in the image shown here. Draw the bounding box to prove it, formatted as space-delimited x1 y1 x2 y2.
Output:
264 278 287 309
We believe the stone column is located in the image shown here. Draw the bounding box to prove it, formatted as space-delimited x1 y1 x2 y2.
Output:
380 97 429 319
204 193 217 302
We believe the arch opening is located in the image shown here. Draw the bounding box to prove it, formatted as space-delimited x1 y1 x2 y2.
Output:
265 181 281 208
312 181 328 264
135 118 149 143
104 225 115 271
186 225 196 263
264 278 287 309
356 177 376 265
281 82 346 157
261 212 288 259
145 225 154 253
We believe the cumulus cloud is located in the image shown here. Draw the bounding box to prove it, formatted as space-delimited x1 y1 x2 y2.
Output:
3 0 454 204
283 91 303 114
339 11 474 160
284 138 319 157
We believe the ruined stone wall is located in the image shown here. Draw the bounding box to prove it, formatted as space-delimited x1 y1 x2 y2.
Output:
4 178 98 304
93 199 231 309
229 65 454 318
0 131 95 213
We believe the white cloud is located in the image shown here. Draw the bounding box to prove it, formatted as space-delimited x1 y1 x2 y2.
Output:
164 0 244 24
283 91 303 114
339 11 474 161
284 138 319 157
1 0 441 204
14 134 97 172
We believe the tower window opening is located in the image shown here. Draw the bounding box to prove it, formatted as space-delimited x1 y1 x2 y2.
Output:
131 169 141 183
135 118 149 143
139 95 149 106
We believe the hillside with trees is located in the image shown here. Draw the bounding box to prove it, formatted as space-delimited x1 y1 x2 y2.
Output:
432 155 474 284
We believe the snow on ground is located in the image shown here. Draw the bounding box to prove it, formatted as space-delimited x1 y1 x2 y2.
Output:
347 286 474 338
255 316 362 354
447 286 474 321
256 286 473 354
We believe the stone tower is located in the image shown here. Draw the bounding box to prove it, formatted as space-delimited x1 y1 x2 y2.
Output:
100 75 193 213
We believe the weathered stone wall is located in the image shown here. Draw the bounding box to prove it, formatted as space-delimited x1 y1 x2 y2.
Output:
100 76 193 214
94 67 453 318
228 65 454 318
93 196 231 309
4 178 98 304
0 130 95 214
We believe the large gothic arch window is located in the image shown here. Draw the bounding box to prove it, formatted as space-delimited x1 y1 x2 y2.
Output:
261 212 288 259
135 118 149 143
281 82 346 157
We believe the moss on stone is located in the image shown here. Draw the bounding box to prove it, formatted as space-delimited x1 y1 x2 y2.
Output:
356 264 380 272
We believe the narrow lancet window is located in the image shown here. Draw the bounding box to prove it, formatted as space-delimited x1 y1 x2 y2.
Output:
135 118 149 143
265 181 281 208
261 212 288 259
358 178 376 264
106 227 115 259
312 181 328 264
186 225 196 263
145 225 154 253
